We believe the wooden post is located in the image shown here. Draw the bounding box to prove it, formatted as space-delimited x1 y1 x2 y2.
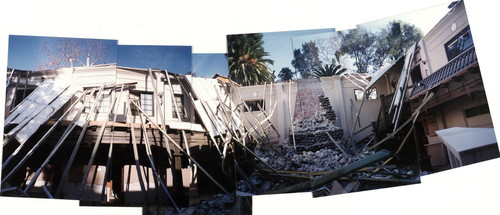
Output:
55 85 104 197
149 69 173 163
359 92 433 155
138 112 179 212
100 84 124 201
288 80 296 149
130 100 234 200
1 89 87 184
126 96 150 205
76 86 122 198
23 101 86 193
347 89 367 148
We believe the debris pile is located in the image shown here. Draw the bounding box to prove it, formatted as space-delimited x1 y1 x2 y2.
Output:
291 95 344 151
161 194 235 215
258 145 358 172
238 144 372 194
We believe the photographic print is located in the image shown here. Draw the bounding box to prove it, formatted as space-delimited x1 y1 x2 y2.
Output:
1 0 499 214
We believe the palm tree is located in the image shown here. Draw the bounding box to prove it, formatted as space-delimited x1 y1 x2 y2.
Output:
227 34 275 86
313 60 347 77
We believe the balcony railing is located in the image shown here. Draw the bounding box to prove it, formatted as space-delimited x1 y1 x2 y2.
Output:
410 46 478 98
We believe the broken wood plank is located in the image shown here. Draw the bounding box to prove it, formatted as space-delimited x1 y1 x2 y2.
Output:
347 177 420 184
232 137 290 183
130 100 235 200
330 180 344 195
76 88 121 199
126 96 150 205
234 161 258 193
1 89 86 184
154 69 174 165
359 92 434 155
343 180 360 193
139 111 179 212
265 150 391 194
23 104 85 193
369 126 415 176
346 89 367 148
55 85 104 197
288 80 296 149
42 186 54 199
325 131 347 156
99 84 124 201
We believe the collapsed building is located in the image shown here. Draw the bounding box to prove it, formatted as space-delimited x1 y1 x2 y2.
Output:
2 65 240 211
1 0 498 213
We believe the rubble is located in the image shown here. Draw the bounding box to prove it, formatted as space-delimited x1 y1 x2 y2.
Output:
291 95 344 151
160 194 235 215
257 145 359 172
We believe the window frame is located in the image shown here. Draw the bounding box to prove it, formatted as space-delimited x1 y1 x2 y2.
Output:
129 91 154 117
243 99 265 112
172 93 187 119
354 88 377 101
445 26 473 61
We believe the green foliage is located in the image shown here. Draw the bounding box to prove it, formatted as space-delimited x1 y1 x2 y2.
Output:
226 33 275 86
339 28 376 73
278 67 295 81
291 41 322 79
338 20 423 73
313 60 347 77
372 21 423 69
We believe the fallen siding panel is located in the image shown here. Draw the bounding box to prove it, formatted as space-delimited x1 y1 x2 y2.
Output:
186 76 242 136
5 80 70 125
14 86 79 143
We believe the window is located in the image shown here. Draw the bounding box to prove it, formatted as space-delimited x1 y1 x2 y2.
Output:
244 100 264 112
354 88 377 101
465 104 490 118
445 26 473 61
172 94 186 119
13 88 35 107
410 66 423 84
130 92 154 117
84 90 111 114
98 91 112 113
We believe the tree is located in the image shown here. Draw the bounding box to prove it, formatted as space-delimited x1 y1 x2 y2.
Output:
338 28 376 73
315 32 346 66
372 21 423 69
40 38 110 70
291 41 322 79
313 60 347 77
333 20 423 73
278 67 295 81
226 33 275 86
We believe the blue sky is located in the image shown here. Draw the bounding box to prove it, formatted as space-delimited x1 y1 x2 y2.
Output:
256 2 451 76
117 45 191 74
7 36 193 74
261 28 335 75
7 35 117 70
192 53 228 78
6 3 448 77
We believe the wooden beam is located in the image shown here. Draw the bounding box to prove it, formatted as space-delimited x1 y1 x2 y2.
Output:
55 86 104 197
127 96 150 205
138 111 179 212
100 84 124 201
23 103 86 193
130 100 235 200
76 87 122 198
1 89 86 184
